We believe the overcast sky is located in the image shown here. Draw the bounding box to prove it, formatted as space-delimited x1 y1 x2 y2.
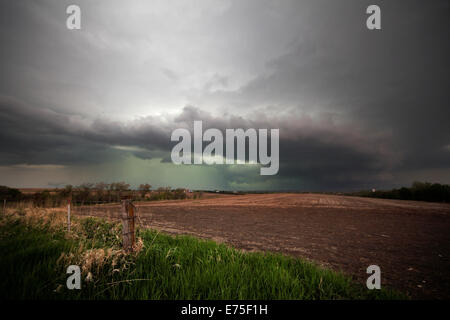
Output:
0 0 449 191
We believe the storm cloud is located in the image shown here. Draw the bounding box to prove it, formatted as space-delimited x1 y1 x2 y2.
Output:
0 0 449 190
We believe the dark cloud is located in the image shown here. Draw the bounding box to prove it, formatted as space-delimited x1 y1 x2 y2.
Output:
0 96 399 190
0 94 173 165
0 1 449 190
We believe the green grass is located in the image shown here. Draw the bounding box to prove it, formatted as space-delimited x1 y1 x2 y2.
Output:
0 212 404 300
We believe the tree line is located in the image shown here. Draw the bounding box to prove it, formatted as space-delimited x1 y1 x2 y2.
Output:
0 182 202 207
350 181 450 203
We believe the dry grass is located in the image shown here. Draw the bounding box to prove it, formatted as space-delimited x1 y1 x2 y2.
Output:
2 206 71 230
2 206 145 284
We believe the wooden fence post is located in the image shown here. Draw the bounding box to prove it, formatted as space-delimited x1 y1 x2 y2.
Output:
121 200 135 252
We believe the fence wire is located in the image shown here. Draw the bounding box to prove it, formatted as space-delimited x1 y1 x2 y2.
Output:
70 200 146 251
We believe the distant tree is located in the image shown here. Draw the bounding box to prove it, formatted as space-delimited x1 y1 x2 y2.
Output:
95 182 108 190
112 182 130 192
0 186 22 201
173 188 187 200
354 181 450 203
398 187 411 200
107 182 130 200
139 183 152 198
95 182 108 201
76 183 94 202
33 190 52 207
58 185 73 198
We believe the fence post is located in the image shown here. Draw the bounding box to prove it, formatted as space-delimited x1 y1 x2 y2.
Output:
121 200 135 252
67 199 71 232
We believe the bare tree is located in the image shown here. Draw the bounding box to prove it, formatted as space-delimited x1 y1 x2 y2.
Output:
139 183 152 198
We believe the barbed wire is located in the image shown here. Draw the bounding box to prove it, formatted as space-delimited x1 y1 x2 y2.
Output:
70 200 148 247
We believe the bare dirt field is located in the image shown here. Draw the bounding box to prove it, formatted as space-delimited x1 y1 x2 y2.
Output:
74 193 450 299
